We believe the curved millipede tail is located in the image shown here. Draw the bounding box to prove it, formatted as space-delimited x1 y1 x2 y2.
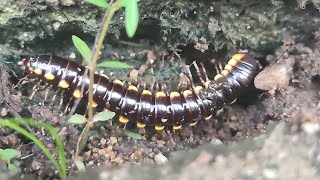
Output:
18 53 258 131
198 53 258 111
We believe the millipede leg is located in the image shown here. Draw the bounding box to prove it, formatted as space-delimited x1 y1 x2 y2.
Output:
14 75 29 88
44 85 51 101
165 130 176 145
29 80 42 100
63 99 73 114
183 64 196 89
160 84 168 92
50 90 61 106
192 62 206 86
200 62 210 82
141 128 146 135
214 61 224 74
156 82 161 92
122 123 127 130
57 92 65 109
150 80 156 93
178 72 192 91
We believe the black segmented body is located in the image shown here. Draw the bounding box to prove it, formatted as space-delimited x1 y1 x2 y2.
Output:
18 53 258 131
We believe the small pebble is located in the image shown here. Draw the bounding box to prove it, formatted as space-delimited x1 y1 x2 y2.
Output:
254 59 294 91
263 168 278 179
100 138 107 145
69 52 76 59
52 21 61 31
301 122 320 134
210 138 223 145
109 137 117 145
154 152 168 164
1 108 7 116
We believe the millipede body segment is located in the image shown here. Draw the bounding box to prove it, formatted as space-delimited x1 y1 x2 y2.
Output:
18 53 258 131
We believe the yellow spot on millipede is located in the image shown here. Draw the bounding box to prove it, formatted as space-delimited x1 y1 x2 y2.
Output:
114 79 124 86
170 92 180 99
34 69 42 75
214 74 223 81
137 123 146 128
91 101 98 108
58 80 70 89
155 92 166 98
119 116 129 124
142 90 152 96
228 58 238 67
100 73 108 78
183 90 193 97
224 64 234 72
73 89 81 99
232 53 245 61
155 125 165 131
221 70 229 77
173 125 182 130
44 73 55 80
189 121 198 127
204 81 211 88
204 115 212 121
194 86 203 94
128 85 138 92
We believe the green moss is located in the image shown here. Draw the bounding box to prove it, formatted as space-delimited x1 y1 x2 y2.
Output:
297 0 320 9
0 1 25 25
1 0 320 62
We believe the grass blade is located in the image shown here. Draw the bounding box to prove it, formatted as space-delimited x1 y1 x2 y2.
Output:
0 119 67 180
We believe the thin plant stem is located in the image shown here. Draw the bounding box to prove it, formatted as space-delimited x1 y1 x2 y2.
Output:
87 1 116 126
75 0 122 157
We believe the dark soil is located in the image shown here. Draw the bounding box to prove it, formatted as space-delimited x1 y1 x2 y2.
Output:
1 29 320 180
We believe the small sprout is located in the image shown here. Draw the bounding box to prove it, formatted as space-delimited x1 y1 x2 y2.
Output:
0 149 21 161
93 111 115 122
97 61 132 69
74 159 86 172
72 35 92 62
86 0 109 8
124 0 139 38
68 114 87 124
7 162 18 174
0 149 20 174
123 130 142 140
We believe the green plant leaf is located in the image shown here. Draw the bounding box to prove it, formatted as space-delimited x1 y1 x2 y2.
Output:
85 0 109 8
74 159 86 172
68 114 87 124
124 0 139 38
7 162 19 174
93 111 115 122
123 130 142 140
72 35 92 62
0 149 20 161
97 61 132 69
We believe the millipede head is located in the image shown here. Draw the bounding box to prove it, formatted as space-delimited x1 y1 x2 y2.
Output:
18 56 45 75
18 56 32 72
